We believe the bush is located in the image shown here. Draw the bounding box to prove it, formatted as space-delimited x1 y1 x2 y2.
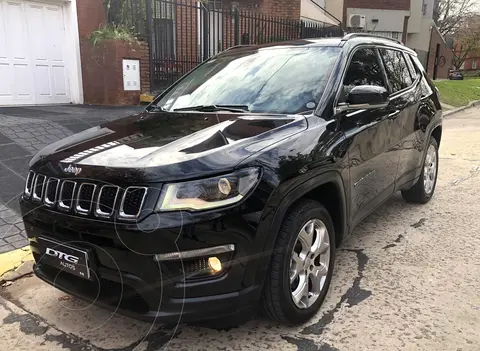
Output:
88 24 137 46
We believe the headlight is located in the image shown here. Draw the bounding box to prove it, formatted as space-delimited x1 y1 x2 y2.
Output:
157 168 260 211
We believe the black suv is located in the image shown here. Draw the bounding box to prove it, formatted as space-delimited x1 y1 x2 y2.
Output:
20 34 442 325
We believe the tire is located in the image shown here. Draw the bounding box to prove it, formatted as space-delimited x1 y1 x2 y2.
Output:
261 199 336 325
401 137 439 204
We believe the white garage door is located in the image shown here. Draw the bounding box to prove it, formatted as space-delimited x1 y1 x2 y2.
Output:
0 0 71 105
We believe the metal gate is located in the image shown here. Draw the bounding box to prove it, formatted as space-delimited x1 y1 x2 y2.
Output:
107 0 343 92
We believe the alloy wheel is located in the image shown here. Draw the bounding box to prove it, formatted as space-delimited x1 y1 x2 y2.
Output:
424 144 437 195
289 218 331 309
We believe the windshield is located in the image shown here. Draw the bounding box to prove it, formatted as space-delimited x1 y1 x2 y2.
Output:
155 46 341 115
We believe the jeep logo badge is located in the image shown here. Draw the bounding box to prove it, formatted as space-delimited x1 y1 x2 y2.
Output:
45 247 80 264
63 164 82 176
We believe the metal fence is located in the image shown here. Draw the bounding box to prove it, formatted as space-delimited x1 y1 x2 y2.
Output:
107 0 344 91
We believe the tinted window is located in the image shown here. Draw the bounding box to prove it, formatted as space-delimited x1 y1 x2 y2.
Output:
344 48 386 88
156 46 341 114
380 49 413 92
405 54 418 79
410 54 433 97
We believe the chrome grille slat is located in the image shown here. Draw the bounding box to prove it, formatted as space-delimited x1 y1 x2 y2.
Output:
44 178 60 207
32 175 46 202
119 187 148 219
75 183 96 215
95 185 119 218
24 171 35 198
58 180 77 211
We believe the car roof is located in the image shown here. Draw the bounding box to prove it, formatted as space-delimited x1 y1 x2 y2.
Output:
222 35 416 56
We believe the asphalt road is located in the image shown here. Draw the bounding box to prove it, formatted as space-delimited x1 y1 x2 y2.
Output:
1 107 480 351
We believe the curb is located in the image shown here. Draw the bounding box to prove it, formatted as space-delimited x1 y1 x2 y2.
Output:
444 100 480 117
0 246 33 284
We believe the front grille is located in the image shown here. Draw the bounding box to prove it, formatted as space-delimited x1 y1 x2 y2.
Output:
44 178 59 207
76 183 96 214
33 175 46 202
119 187 148 219
96 185 119 217
59 180 76 210
24 172 148 220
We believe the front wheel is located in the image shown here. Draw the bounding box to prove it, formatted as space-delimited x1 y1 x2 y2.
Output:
261 200 335 325
402 137 439 203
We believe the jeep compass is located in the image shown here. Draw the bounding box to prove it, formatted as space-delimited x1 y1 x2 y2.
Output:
20 34 442 325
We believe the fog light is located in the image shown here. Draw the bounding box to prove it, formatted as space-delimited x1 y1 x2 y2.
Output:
208 256 222 272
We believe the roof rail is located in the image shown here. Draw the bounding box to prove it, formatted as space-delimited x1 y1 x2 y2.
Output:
341 33 403 45
223 45 252 52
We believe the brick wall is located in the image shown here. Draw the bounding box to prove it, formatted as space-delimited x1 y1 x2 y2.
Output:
259 0 301 19
76 0 105 38
76 0 150 104
81 41 149 105
426 27 453 79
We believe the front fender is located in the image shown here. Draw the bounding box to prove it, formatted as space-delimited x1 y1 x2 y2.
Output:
242 170 348 287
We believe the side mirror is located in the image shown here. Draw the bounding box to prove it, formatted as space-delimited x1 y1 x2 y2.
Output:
336 85 389 114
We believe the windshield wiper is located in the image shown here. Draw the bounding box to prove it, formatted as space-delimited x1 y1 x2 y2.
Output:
147 105 166 112
173 104 249 113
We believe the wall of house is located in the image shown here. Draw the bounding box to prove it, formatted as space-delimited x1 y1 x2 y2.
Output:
426 26 453 79
462 57 480 71
346 8 410 32
408 0 422 34
344 0 410 24
408 18 433 51
325 0 343 22
301 0 338 25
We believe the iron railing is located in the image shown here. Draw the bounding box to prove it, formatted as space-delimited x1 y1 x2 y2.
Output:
106 0 344 91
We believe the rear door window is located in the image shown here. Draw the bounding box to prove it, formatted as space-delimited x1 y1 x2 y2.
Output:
379 49 413 93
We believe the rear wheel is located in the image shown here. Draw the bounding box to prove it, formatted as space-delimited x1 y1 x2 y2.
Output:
402 138 439 204
261 200 335 325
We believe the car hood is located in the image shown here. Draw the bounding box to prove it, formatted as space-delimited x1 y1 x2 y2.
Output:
31 111 307 183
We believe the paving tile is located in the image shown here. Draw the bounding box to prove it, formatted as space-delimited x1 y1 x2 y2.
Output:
0 143 31 160
0 224 20 239
0 208 17 219
0 164 24 207
0 107 65 117
2 156 31 177
15 221 25 231
0 243 14 253
4 234 26 243
10 238 28 249
0 132 13 145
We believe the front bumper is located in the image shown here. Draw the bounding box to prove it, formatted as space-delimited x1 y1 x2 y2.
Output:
20 199 263 322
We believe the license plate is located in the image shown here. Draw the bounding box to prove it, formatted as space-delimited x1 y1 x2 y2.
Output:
37 237 91 280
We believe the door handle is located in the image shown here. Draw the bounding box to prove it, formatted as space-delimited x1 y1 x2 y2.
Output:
388 110 401 119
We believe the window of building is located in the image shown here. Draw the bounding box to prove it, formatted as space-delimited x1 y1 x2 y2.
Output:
473 60 477 69
379 49 413 92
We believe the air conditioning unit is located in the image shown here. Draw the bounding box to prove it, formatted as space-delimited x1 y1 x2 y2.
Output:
348 14 367 28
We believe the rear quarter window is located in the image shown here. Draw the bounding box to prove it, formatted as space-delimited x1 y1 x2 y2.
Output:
379 49 413 93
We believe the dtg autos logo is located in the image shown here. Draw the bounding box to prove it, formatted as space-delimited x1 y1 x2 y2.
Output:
45 248 80 264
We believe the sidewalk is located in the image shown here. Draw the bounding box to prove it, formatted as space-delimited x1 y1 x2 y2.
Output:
0 105 142 254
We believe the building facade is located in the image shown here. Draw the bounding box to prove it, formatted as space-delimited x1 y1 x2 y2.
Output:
341 0 452 79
